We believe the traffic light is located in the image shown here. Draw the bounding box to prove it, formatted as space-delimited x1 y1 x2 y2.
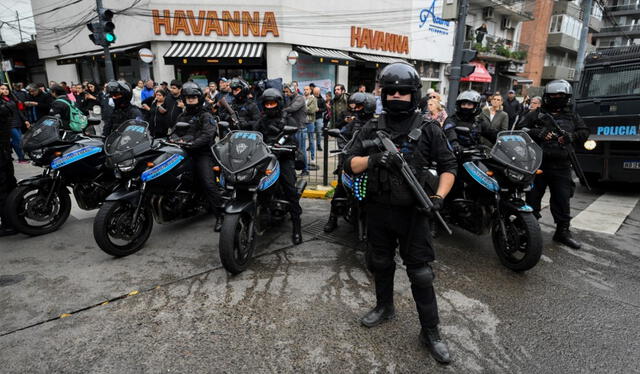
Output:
101 9 116 44
87 9 116 46
460 49 477 78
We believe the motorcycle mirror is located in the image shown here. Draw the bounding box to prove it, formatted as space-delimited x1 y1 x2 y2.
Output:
218 121 230 128
175 122 191 129
283 126 298 135
455 126 470 134
326 128 342 137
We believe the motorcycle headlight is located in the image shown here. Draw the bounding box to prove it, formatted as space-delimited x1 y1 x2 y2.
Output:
506 169 525 182
236 169 256 182
29 149 44 161
117 159 135 172
584 139 597 151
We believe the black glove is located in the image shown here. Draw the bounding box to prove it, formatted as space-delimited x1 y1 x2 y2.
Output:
451 143 462 156
558 132 574 145
430 195 444 211
368 150 403 169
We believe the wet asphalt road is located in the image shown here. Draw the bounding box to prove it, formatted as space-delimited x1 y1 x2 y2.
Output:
1 166 640 373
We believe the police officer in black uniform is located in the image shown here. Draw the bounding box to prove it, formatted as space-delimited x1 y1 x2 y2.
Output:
521 80 589 249
324 92 376 233
443 90 496 153
253 88 303 244
103 81 143 136
174 82 224 231
228 78 260 131
0 96 18 236
344 63 456 364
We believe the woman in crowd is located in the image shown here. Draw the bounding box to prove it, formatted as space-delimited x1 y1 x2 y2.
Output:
0 83 30 163
478 94 509 146
131 80 144 108
424 98 447 127
145 88 172 138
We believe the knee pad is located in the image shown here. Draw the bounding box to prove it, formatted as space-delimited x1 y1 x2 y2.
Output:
407 264 435 288
366 250 395 273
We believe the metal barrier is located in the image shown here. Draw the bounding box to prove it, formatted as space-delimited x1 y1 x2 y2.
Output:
296 126 340 188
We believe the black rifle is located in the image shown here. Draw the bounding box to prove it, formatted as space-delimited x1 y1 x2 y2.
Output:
541 113 591 191
376 131 453 235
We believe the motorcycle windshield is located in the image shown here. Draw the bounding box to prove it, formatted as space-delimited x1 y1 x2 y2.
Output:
105 120 152 165
213 131 270 173
22 116 62 152
490 130 543 174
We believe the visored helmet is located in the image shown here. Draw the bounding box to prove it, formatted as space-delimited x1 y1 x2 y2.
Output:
106 80 132 109
260 88 284 118
348 92 377 120
543 79 573 111
455 90 482 121
377 62 422 115
181 82 203 113
229 78 250 101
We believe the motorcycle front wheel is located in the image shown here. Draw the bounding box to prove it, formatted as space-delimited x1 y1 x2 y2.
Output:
93 200 154 257
491 210 542 272
219 212 256 275
6 184 71 236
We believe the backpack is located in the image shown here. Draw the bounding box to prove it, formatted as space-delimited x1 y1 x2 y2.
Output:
55 98 88 132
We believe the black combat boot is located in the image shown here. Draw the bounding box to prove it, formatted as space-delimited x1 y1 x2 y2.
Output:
360 304 396 327
214 215 224 233
0 226 17 237
323 214 338 233
553 222 581 249
420 327 451 364
292 217 302 245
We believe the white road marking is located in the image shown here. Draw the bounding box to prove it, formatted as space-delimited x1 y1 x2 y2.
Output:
571 193 640 235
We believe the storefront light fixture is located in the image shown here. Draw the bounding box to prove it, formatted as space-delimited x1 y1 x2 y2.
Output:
183 58 187 64
238 58 243 64
320 58 324 63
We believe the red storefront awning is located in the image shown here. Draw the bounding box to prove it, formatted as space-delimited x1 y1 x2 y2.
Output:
460 61 492 83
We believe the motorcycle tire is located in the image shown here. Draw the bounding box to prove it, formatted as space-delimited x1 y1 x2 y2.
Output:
491 210 542 272
219 212 256 275
6 184 71 236
93 201 153 257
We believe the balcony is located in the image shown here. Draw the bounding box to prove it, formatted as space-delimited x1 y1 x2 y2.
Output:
464 32 529 63
546 33 597 54
606 3 640 16
542 65 576 81
469 0 534 22
598 24 640 37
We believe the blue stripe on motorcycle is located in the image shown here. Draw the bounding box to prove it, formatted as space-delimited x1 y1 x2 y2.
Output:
51 146 102 169
141 154 184 182
258 161 280 191
463 162 500 193
519 204 534 212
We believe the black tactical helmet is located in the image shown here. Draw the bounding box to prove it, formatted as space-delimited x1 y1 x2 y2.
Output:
229 78 250 100
543 79 572 111
260 88 284 118
348 92 377 120
455 90 482 121
377 62 422 115
181 81 203 97
106 80 132 108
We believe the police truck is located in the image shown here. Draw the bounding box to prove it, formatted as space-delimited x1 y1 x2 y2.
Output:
575 45 640 184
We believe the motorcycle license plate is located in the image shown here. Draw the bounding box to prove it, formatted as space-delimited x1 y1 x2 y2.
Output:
623 161 640 170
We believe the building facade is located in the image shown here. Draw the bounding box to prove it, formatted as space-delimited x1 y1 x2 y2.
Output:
461 0 535 95
32 0 455 94
593 0 640 49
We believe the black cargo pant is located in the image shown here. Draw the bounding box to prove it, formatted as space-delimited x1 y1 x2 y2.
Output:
278 157 302 218
0 147 17 228
193 152 224 212
366 202 439 329
526 166 574 225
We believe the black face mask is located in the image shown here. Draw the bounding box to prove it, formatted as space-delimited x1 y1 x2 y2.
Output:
113 96 129 109
545 97 569 111
264 107 281 118
385 99 413 115
185 103 200 114
457 107 477 121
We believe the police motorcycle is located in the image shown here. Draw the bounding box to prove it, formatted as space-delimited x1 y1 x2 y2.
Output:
212 128 306 274
326 128 368 242
92 119 207 257
445 129 544 271
6 115 116 236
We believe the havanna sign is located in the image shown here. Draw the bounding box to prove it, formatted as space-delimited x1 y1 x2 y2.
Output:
152 9 279 37
350 26 409 55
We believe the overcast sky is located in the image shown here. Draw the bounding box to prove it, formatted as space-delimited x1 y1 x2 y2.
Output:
0 0 35 46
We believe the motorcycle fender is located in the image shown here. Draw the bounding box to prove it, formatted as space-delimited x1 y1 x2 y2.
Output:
105 189 141 203
225 200 255 215
17 176 69 194
500 199 534 213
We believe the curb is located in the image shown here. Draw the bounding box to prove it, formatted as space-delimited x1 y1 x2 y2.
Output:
302 189 329 199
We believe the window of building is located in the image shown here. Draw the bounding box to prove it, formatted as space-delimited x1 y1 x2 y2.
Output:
549 15 582 39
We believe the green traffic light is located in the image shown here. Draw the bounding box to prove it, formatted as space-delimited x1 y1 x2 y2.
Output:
105 33 116 43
